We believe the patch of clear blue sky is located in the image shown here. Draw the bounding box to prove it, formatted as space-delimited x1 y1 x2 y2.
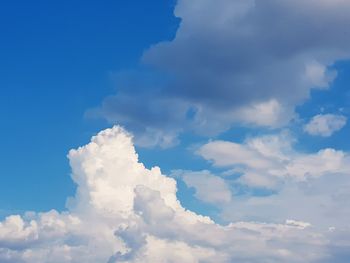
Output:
295 61 350 152
1 0 349 220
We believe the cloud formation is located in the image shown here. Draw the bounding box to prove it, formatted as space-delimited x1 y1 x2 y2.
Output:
173 170 232 205
1 126 348 262
92 0 350 146
195 132 350 233
198 132 350 188
304 114 347 137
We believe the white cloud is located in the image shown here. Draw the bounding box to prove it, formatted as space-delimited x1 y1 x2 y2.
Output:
196 132 350 242
1 126 347 262
285 220 311 229
304 61 337 89
188 99 296 137
304 114 347 137
220 171 350 234
198 133 350 188
233 99 295 128
173 170 232 205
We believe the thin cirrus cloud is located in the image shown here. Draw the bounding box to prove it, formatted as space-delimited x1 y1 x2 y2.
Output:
1 126 349 263
304 114 347 137
90 0 350 147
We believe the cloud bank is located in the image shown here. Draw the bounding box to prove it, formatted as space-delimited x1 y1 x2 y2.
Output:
1 126 349 262
92 0 350 146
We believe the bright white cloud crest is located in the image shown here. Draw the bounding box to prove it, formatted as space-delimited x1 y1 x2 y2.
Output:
1 126 348 262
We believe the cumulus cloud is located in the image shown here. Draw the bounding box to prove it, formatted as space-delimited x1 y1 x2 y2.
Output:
304 114 347 137
91 0 350 146
195 132 350 238
1 126 348 262
198 132 350 188
173 170 232 205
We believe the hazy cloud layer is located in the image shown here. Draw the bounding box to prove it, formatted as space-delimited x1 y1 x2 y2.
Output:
1 127 349 262
92 0 350 146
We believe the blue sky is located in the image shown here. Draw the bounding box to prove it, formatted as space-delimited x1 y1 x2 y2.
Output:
1 0 350 262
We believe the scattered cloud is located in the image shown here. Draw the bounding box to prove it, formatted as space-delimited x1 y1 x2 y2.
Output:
198 132 350 188
1 126 348 262
195 132 350 239
304 114 347 137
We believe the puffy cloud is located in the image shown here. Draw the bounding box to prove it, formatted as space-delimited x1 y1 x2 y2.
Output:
304 114 347 137
92 0 350 145
198 133 350 188
196 132 350 240
1 126 347 262
145 0 342 105
173 170 232 205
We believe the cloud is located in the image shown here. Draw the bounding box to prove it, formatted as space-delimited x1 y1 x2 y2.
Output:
195 132 350 239
173 170 232 205
197 132 350 188
87 91 187 148
92 0 350 146
1 126 348 262
304 114 347 137
220 172 350 230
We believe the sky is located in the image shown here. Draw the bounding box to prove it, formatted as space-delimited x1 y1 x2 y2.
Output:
1 0 350 262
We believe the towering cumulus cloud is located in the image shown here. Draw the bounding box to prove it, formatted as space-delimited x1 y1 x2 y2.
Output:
0 126 348 262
